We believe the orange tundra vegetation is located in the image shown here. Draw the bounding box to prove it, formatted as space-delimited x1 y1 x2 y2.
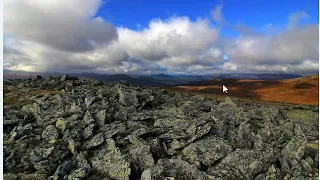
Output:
169 75 319 106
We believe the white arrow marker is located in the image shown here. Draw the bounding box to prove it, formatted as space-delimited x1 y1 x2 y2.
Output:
222 85 228 93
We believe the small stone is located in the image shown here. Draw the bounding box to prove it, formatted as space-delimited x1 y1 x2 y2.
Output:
141 169 152 180
83 133 104 149
268 164 276 174
85 97 96 108
149 158 209 179
301 159 312 173
128 144 154 172
83 124 94 140
20 173 48 180
305 157 314 167
53 160 74 179
171 139 187 150
314 152 319 167
186 124 197 136
42 125 59 141
76 153 91 173
3 173 19 180
68 168 87 179
68 139 76 154
43 147 55 158
55 118 67 132
83 110 95 125
96 110 106 127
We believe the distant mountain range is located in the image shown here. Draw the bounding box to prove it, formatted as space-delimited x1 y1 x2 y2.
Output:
4 69 303 87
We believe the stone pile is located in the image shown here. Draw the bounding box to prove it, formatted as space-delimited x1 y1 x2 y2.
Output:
3 75 319 180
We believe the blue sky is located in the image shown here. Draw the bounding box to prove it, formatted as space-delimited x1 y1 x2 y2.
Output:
3 0 319 75
96 0 319 37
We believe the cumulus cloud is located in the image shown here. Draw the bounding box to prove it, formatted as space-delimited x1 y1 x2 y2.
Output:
3 2 319 75
117 17 220 60
226 25 319 65
4 15 222 74
210 4 318 75
4 0 118 52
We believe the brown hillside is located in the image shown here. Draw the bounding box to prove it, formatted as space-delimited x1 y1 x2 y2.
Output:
168 75 319 105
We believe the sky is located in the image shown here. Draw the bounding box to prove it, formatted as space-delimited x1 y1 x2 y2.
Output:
3 0 319 75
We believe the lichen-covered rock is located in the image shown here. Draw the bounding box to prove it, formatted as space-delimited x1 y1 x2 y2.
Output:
281 125 306 168
42 125 59 141
141 168 152 180
83 124 95 140
127 144 155 173
52 160 74 179
83 132 104 149
67 168 87 179
55 118 67 132
85 96 96 108
95 109 106 127
187 122 213 143
154 117 190 130
91 138 131 180
159 130 188 140
103 122 127 138
117 85 138 107
207 148 277 179
3 173 19 180
148 158 212 180
83 110 95 125
182 136 232 166
228 122 254 149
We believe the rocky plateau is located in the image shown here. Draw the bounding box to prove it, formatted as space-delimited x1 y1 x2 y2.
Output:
3 75 319 180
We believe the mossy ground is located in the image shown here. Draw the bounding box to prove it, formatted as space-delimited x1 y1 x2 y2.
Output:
306 143 319 150
286 109 319 124
3 86 62 107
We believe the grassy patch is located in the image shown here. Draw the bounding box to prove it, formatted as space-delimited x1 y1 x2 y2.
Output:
4 98 30 107
36 89 63 96
3 86 62 107
286 109 319 124
306 143 319 150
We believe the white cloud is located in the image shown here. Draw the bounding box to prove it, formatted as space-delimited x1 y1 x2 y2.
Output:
4 15 222 74
226 25 319 65
221 62 238 71
4 0 118 52
3 2 319 75
117 17 220 61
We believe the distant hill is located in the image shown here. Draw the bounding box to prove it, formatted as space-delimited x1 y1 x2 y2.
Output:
76 73 171 87
3 71 171 87
208 73 301 80
168 74 319 105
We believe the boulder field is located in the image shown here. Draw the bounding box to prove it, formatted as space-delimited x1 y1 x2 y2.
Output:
3 75 319 180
